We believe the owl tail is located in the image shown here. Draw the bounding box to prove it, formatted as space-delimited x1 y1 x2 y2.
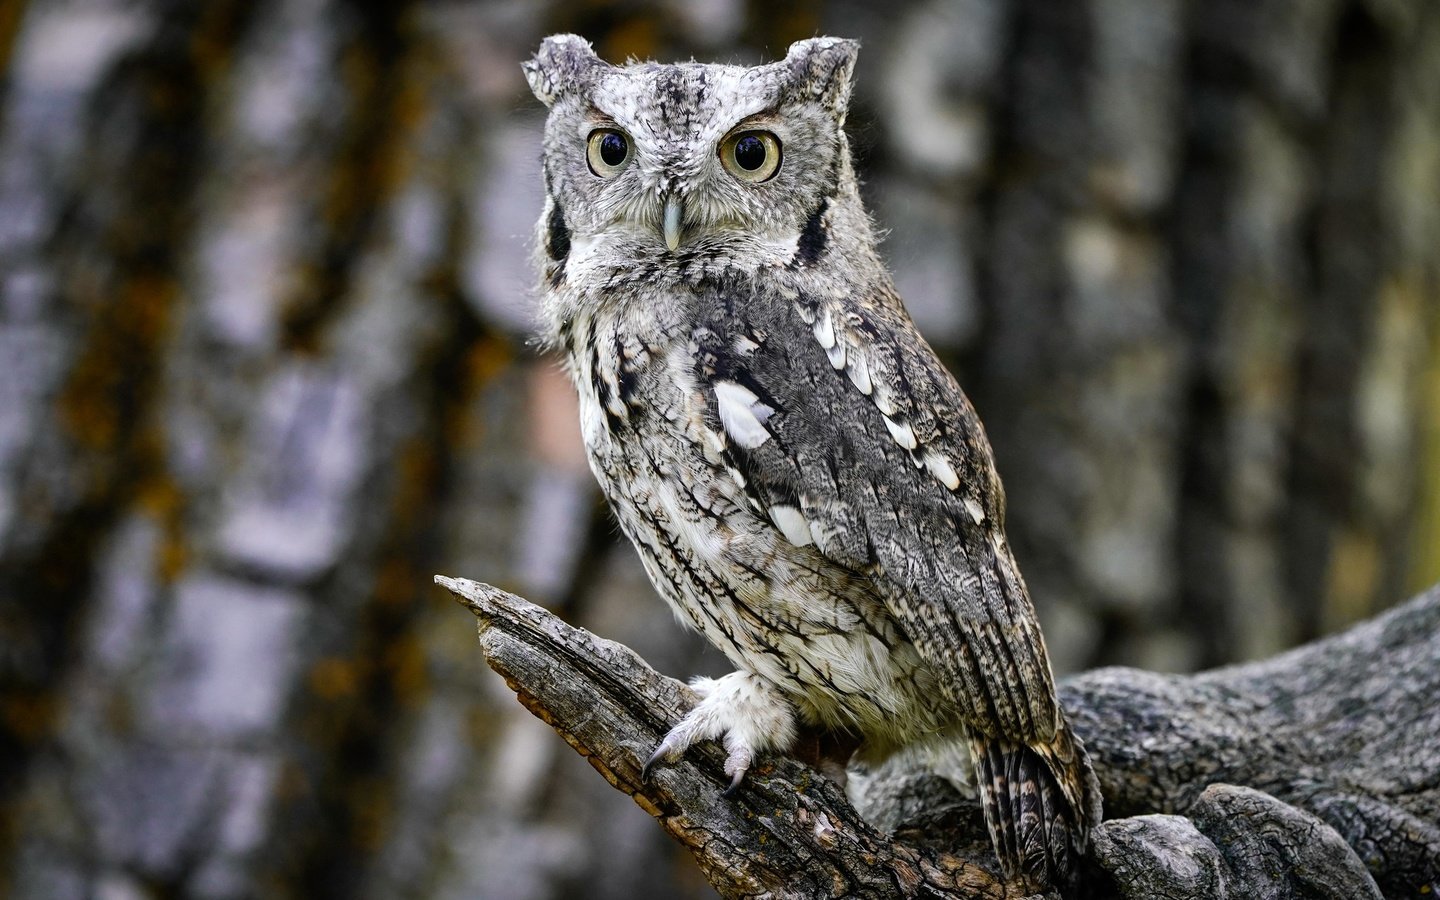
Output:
969 717 1102 894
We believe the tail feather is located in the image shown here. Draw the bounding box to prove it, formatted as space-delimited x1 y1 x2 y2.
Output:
985 740 1021 873
971 717 1101 893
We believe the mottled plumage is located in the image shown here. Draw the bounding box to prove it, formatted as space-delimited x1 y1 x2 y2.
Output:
524 34 1102 892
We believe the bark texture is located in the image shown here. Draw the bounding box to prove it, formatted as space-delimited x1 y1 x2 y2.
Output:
0 1 1437 898
441 574 1439 899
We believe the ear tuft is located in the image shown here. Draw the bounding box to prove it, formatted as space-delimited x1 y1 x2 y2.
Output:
523 34 602 107
784 37 860 120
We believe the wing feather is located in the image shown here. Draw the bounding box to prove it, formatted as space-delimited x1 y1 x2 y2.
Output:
692 280 1061 745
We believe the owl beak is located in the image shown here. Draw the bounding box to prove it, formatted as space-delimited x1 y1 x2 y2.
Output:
662 196 684 251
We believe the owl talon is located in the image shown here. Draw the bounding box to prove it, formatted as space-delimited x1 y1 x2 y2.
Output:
721 768 745 798
640 746 666 782
642 671 795 794
642 730 687 781
720 739 754 796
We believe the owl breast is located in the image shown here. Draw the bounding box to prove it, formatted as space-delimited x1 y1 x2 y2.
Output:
561 289 951 751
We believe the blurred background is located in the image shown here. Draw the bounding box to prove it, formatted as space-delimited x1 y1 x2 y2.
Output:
0 0 1437 897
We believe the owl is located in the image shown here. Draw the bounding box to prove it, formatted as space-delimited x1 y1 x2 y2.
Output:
523 35 1102 893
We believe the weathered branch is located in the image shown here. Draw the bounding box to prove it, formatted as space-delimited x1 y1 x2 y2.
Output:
436 575 1006 899
438 575 1440 899
1062 589 1440 898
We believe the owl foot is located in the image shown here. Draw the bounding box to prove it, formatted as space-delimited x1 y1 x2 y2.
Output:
642 670 798 795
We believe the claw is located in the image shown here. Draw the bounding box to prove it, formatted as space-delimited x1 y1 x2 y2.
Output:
643 731 683 782
641 744 668 782
721 767 745 798
720 739 753 798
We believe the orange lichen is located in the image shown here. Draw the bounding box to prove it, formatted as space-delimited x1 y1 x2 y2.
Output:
439 334 514 448
156 531 190 583
373 557 419 610
0 693 56 744
309 657 363 701
348 777 393 852
0 0 27 83
382 633 429 706
466 334 514 388
132 473 190 581
57 275 177 451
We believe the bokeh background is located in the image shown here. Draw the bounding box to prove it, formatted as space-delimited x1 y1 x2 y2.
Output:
1 0 1437 897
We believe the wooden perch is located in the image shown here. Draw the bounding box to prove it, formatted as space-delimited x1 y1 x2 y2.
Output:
437 575 1440 899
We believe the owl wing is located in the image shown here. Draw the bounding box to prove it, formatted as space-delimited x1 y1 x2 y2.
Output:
691 280 1062 747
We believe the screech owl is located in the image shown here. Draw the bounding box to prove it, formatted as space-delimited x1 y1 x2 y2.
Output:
523 35 1102 893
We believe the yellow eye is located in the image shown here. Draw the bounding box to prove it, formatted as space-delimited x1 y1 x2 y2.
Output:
586 129 631 177
720 130 781 182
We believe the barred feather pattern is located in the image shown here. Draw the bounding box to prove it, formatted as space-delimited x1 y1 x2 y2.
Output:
526 33 1102 891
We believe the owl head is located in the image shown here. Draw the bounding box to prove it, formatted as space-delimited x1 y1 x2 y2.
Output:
525 35 859 262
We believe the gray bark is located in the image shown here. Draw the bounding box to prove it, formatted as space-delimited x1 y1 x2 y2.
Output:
439 575 1440 899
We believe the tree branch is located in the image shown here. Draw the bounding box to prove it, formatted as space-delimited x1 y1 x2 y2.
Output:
437 575 1440 899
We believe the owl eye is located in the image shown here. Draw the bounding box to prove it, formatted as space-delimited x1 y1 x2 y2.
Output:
586 129 631 177
720 131 781 183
